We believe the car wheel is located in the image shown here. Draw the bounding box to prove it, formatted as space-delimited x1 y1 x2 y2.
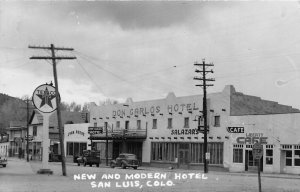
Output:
77 163 80 166
121 163 126 169
133 167 137 170
84 162 86 167
97 164 99 167
89 163 92 167
3 164 6 167
110 162 115 168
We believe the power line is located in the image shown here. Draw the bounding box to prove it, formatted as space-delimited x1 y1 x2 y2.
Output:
74 57 105 95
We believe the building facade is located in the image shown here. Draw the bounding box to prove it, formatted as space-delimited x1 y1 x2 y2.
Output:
0 133 9 157
6 121 27 158
28 110 87 161
64 123 90 163
72 85 300 174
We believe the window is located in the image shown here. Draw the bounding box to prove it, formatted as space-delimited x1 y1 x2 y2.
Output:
233 144 243 163
295 149 300 166
66 142 87 156
33 126 37 136
167 118 173 129
151 142 178 162
125 121 129 130
67 142 74 156
184 117 189 128
286 150 292 166
214 116 220 127
190 143 203 163
152 119 157 129
94 122 97 127
266 145 273 165
208 143 223 165
116 121 120 129
137 120 141 130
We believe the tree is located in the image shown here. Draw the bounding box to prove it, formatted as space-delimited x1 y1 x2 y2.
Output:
69 101 81 112
82 102 89 112
99 99 119 106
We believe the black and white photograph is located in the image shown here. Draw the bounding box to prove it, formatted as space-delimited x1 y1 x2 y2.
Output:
1 1 300 192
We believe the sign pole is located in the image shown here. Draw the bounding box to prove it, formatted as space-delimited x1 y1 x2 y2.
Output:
253 142 263 192
258 158 262 192
32 83 59 175
37 112 53 174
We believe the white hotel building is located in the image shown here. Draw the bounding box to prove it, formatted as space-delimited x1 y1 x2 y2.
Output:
65 85 300 174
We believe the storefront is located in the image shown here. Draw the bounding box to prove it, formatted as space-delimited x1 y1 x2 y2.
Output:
229 114 300 174
86 85 300 174
64 123 90 163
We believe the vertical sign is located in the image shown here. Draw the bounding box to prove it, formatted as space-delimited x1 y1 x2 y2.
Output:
32 84 58 174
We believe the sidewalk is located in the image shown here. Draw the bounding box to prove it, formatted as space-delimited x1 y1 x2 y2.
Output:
49 159 300 180
9 157 300 180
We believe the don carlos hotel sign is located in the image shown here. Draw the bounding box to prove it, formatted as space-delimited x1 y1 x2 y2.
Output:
112 102 200 117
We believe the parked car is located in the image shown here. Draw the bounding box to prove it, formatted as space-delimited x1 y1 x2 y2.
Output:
110 153 139 169
0 156 7 167
77 150 101 167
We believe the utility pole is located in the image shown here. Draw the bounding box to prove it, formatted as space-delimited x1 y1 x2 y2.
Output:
105 122 108 166
21 97 33 162
26 98 30 162
29 44 76 176
193 59 215 173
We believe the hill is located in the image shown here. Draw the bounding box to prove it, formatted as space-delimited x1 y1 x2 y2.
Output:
0 93 32 133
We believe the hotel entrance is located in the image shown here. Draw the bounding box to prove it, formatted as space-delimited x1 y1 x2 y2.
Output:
178 143 189 169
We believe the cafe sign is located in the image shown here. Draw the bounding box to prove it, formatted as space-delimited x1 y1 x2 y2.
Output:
236 133 268 144
227 127 244 133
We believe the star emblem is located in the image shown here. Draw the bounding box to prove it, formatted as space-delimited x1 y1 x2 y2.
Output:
36 87 56 108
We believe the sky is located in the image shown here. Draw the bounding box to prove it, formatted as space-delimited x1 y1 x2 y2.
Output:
1 1 300 109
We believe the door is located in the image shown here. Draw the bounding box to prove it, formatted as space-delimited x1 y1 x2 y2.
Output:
112 142 120 159
245 150 263 172
178 143 189 169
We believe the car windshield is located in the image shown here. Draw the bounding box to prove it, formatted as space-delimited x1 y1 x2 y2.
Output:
126 154 136 159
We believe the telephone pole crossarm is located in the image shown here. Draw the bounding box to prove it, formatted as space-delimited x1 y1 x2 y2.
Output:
28 45 74 51
30 56 76 60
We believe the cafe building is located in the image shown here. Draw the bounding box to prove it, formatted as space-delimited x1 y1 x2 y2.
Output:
87 85 300 174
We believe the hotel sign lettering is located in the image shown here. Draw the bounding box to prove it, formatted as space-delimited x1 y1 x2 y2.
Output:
88 127 103 135
112 102 199 117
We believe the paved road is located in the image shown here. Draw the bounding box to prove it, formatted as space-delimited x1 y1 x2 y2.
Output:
1 158 300 192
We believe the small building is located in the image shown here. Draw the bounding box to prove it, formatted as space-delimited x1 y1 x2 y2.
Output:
0 132 9 157
6 121 27 158
64 123 90 163
85 85 300 174
28 110 87 161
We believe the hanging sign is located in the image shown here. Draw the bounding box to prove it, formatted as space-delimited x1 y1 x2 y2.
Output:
32 84 58 113
227 127 244 133
253 143 263 159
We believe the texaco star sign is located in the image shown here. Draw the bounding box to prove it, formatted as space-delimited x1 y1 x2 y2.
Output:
32 84 59 113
